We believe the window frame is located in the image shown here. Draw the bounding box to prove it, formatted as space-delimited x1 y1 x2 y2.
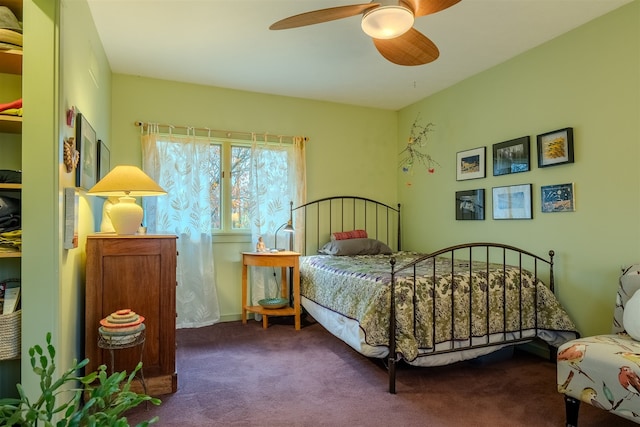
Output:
213 138 253 235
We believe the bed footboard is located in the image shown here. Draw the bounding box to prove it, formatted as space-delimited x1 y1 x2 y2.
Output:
387 242 555 393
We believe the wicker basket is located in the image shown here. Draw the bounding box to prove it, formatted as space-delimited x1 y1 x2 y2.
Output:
0 309 21 360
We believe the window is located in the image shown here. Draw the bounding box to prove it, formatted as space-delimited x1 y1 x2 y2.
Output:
230 145 251 230
209 141 288 233
208 141 251 233
152 134 292 235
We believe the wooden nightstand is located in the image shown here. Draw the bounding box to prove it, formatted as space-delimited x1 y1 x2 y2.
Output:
241 251 301 330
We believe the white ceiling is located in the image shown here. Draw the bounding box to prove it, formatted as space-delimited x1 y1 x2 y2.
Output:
87 0 633 110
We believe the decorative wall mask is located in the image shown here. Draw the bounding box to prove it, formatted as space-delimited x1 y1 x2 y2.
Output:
63 137 79 173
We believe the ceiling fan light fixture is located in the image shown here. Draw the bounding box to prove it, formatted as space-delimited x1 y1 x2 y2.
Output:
361 5 414 39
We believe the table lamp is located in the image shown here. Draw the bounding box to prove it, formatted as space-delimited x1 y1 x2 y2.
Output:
87 165 166 235
274 220 294 251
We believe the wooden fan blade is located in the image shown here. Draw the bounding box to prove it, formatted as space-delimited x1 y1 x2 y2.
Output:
402 0 461 18
373 28 439 66
270 3 381 30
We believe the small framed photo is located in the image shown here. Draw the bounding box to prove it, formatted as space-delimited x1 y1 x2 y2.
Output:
492 184 532 220
541 183 575 213
75 113 98 190
493 136 530 176
97 140 110 182
537 127 574 168
456 147 486 181
456 189 485 220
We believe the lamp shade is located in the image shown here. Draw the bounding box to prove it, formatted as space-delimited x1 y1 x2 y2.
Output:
87 165 166 197
274 220 295 251
87 165 166 235
361 6 414 39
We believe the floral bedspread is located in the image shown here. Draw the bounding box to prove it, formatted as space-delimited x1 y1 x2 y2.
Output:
300 252 578 362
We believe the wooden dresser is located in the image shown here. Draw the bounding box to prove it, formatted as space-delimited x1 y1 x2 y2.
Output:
85 234 178 395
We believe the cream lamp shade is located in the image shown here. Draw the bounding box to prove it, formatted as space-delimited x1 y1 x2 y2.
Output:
361 5 414 39
87 165 166 235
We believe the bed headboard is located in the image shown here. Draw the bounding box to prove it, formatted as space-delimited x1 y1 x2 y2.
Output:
290 196 401 255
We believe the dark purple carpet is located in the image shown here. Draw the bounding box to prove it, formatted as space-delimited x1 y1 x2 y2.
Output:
126 318 635 426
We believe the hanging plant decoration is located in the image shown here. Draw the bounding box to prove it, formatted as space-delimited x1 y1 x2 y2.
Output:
399 114 439 176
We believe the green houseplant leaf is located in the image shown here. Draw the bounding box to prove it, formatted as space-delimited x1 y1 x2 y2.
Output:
0 333 160 426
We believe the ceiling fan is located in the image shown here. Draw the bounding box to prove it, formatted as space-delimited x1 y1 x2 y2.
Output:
269 0 461 66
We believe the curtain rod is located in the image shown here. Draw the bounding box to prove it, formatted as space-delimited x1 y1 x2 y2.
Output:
134 121 308 144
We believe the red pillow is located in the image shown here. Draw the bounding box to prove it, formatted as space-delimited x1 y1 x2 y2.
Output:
331 229 368 241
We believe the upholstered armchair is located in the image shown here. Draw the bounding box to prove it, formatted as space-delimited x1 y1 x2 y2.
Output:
557 264 640 426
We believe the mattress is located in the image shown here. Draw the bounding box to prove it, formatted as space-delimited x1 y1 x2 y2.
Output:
300 252 578 365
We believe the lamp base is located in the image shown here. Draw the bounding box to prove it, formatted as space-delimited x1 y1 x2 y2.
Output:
99 196 120 233
110 196 143 235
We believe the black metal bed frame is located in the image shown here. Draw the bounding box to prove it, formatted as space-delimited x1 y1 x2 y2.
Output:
291 196 556 394
290 196 401 253
388 243 554 393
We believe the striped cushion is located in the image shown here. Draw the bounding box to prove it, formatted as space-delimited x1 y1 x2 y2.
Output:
331 229 368 241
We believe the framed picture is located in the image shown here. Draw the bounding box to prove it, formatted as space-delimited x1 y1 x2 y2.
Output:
493 136 530 176
455 189 485 220
75 113 98 190
97 140 110 182
541 183 575 213
456 147 486 181
537 127 574 168
63 188 78 249
492 184 532 220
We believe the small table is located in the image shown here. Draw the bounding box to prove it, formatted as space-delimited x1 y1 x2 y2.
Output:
241 251 301 330
97 329 147 395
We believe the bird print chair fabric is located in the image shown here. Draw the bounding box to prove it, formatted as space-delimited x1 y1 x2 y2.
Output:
557 264 640 426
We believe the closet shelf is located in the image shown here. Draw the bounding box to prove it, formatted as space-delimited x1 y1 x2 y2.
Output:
0 184 21 190
0 116 22 134
0 50 22 75
0 252 21 259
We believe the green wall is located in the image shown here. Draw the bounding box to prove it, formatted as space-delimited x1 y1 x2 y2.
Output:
397 1 640 337
108 2 640 334
110 76 397 320
58 0 112 378
18 0 60 399
5 0 112 400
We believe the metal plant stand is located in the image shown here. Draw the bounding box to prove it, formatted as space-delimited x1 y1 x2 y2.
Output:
97 329 147 396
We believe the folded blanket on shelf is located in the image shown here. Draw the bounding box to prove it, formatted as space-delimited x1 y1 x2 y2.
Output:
0 99 22 112
0 196 19 215
0 214 19 232
0 229 21 252
0 196 20 232
0 108 22 117
0 6 22 50
0 170 21 183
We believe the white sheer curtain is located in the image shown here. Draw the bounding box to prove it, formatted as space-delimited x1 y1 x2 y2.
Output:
141 126 220 328
248 137 306 306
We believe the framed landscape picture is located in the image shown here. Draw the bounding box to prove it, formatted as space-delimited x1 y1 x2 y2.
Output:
492 184 532 220
493 136 530 176
537 127 574 168
75 113 98 190
456 147 486 181
455 189 485 220
541 183 575 213
97 140 110 182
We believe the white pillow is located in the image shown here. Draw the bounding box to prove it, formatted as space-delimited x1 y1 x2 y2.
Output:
623 290 640 340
